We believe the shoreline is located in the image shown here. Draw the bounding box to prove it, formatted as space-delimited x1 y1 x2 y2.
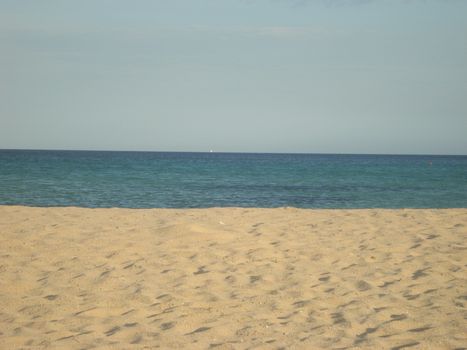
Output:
2 205 467 210
1 206 466 349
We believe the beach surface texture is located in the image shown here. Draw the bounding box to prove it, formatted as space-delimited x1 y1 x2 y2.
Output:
0 206 466 349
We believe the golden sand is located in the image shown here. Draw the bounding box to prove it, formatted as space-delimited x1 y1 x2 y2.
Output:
0 206 466 349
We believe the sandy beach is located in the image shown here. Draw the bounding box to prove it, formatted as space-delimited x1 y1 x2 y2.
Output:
0 206 466 349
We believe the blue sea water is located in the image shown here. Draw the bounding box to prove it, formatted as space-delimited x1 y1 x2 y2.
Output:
0 150 466 208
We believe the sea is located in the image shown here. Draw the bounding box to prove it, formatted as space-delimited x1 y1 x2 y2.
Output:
0 150 466 209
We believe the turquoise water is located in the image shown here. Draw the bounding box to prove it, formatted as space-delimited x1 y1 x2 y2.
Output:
0 150 466 208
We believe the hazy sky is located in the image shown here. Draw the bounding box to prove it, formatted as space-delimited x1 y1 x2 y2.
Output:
1 0 466 154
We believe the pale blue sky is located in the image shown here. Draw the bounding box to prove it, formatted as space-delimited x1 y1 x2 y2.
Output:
1 0 466 154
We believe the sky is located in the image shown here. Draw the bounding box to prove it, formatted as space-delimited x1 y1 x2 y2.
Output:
1 0 466 154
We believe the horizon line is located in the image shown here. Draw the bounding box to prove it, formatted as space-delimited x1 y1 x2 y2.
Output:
1 148 466 157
